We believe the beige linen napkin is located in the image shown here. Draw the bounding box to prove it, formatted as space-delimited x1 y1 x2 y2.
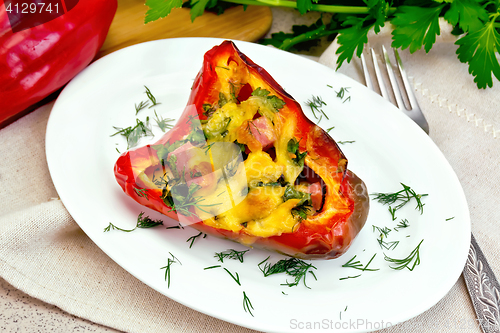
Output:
1 18 499 333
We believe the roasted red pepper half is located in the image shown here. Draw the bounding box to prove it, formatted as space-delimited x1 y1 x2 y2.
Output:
114 41 369 259
0 0 117 126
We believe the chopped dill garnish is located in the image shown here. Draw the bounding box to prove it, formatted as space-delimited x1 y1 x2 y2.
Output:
446 217 455 221
306 95 328 121
337 140 355 144
336 87 350 99
163 181 221 218
243 291 254 317
384 239 424 271
388 206 397 221
326 126 335 133
160 252 181 288
166 223 184 230
186 231 206 248
395 219 410 231
258 257 317 288
371 183 428 214
153 110 174 132
144 86 160 108
342 254 379 271
224 268 241 286
215 249 250 263
339 274 361 280
373 225 398 250
378 239 400 250
372 225 391 238
103 212 163 232
135 100 149 115
204 265 221 270
111 117 153 149
134 188 149 200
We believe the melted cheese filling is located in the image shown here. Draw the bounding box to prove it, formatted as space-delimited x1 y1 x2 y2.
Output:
193 87 313 239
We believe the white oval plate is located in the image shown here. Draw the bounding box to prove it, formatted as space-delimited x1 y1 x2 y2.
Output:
46 38 470 332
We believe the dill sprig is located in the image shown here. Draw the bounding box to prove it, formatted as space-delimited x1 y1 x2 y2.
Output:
166 223 184 230
395 219 410 231
371 183 428 214
135 100 149 115
160 252 181 288
372 225 399 250
111 117 154 149
384 239 424 271
154 110 175 132
134 188 149 200
337 140 355 144
306 95 329 122
378 239 399 250
215 249 250 263
186 231 206 248
258 257 317 288
339 274 361 280
204 265 221 270
342 254 379 271
144 86 160 108
163 182 221 218
388 206 397 221
242 291 254 317
224 268 241 286
335 87 351 103
103 212 163 232
372 225 391 238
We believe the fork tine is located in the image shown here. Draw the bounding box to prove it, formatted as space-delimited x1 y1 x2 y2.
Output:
393 49 417 110
360 53 374 91
382 45 405 110
370 48 390 101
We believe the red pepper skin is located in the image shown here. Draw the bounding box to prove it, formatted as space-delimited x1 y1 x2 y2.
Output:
0 0 117 126
114 41 369 260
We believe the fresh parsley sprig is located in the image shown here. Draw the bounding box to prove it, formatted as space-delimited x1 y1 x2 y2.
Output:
145 0 500 88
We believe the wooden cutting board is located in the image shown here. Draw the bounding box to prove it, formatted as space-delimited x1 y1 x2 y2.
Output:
97 0 273 58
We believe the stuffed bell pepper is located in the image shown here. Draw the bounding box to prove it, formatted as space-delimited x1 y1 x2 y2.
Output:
114 40 369 259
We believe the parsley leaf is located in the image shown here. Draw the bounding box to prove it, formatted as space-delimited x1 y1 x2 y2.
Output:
260 18 338 52
335 21 371 68
391 5 445 53
145 0 183 24
444 0 489 33
456 14 500 88
297 0 314 15
190 0 211 21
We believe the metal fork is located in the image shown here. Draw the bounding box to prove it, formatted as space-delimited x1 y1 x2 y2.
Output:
361 46 500 333
361 46 429 134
